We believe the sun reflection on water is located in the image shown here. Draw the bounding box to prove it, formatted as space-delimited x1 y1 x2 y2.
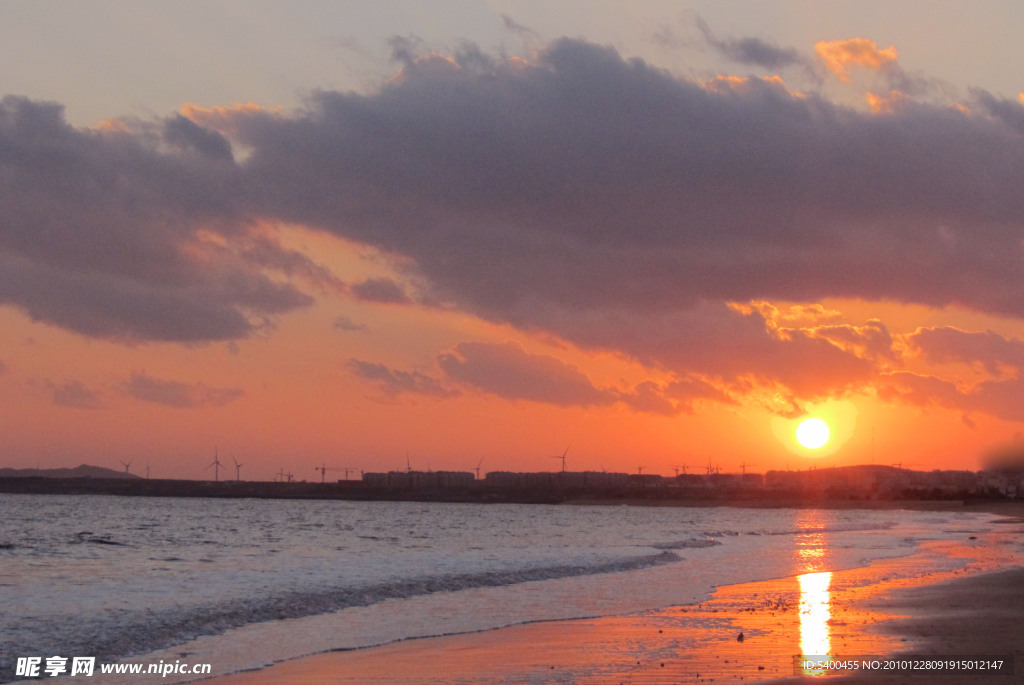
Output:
795 512 833 676
798 570 833 673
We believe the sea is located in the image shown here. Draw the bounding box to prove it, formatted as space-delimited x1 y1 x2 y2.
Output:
1 494 1019 683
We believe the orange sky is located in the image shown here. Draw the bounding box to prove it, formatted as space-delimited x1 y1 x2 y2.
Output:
4 10 1024 480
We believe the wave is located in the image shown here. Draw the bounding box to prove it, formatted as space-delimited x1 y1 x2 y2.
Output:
1 550 681 674
650 539 721 550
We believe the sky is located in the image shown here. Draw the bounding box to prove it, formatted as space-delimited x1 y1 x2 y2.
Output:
4 1 1024 480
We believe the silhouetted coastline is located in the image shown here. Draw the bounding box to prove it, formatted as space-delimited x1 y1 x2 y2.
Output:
2 462 1022 510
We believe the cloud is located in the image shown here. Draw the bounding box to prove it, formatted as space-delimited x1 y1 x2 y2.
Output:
908 326 1024 377
11 36 1024 422
438 340 614 408
350 340 711 416
163 113 234 161
878 327 1024 421
879 370 1024 423
349 277 412 304
814 38 899 81
432 340 717 415
346 359 457 399
805 319 900 364
124 372 243 408
333 315 368 332
0 96 316 343
697 18 811 71
203 38 1024 359
49 380 104 409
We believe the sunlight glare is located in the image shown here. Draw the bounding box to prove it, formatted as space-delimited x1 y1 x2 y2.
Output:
796 418 830 449
798 571 833 673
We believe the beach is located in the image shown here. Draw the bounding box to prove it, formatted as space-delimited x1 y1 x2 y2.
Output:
192 504 1024 685
7 499 1022 685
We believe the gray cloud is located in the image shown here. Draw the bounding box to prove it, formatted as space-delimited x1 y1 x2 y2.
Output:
163 113 234 161
10 36 1024 421
346 359 457 399
696 18 811 71
124 372 243 408
0 96 316 343
349 277 412 304
207 39 1024 380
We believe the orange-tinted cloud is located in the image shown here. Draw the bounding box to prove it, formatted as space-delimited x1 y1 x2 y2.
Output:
814 38 899 81
8 37 1024 424
866 89 911 113
907 326 1024 377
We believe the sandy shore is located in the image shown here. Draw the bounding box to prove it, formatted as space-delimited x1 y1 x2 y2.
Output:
193 508 1024 685
191 505 1023 685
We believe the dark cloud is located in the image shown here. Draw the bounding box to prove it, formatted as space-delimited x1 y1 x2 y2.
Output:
163 113 234 161
0 96 315 343
349 277 411 304
124 372 243 408
696 18 810 71
346 359 456 398
10 36 1024 421
203 36 1024 396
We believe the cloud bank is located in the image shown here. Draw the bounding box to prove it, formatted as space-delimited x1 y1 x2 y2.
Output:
7 35 1024 422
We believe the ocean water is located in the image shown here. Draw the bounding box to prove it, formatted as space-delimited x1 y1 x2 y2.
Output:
0 494 1011 682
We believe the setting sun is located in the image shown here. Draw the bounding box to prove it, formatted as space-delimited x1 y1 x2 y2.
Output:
796 418 830 449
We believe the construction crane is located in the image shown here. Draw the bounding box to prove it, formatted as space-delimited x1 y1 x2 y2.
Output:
314 465 355 482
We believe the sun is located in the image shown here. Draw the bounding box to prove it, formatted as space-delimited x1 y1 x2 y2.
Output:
795 418 830 450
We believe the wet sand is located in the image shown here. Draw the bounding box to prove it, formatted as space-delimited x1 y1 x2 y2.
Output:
194 512 1024 685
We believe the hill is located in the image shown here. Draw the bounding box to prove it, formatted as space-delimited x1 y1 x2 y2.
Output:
0 464 140 479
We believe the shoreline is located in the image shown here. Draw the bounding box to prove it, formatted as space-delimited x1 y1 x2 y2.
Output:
3 479 1018 514
187 512 1024 685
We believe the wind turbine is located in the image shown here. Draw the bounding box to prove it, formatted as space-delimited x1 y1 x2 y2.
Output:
232 456 243 481
120 459 132 474
474 458 484 480
550 446 569 473
207 448 222 482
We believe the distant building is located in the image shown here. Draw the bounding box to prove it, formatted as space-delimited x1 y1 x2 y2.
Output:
362 470 474 490
483 471 630 491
